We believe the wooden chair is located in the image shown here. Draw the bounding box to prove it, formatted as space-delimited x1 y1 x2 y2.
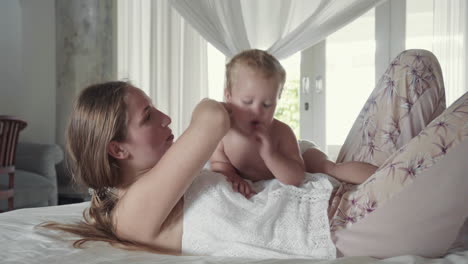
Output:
0 115 27 212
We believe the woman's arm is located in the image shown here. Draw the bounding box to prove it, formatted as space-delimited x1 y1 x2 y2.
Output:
115 99 230 244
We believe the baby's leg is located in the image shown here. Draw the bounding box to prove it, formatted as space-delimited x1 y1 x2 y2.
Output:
303 148 377 184
327 162 377 184
301 147 329 173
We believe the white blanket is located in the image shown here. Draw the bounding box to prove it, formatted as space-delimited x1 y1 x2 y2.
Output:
0 190 467 263
183 170 336 259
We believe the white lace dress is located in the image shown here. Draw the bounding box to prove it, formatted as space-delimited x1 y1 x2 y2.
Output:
182 169 336 259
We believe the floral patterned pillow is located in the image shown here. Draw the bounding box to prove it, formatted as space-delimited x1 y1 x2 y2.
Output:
330 91 467 232
328 49 467 232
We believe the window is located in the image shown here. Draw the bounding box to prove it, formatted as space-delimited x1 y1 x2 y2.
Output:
406 0 467 105
301 0 467 161
276 53 301 138
325 9 375 160
406 0 434 52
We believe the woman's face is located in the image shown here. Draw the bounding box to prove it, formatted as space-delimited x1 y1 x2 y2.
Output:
120 86 173 171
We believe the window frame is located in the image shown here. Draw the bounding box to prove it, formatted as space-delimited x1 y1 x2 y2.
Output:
299 1 406 160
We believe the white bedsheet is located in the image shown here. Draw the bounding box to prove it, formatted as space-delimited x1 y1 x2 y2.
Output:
183 171 336 259
0 202 467 264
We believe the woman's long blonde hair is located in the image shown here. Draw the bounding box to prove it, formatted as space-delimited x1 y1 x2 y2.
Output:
40 81 162 252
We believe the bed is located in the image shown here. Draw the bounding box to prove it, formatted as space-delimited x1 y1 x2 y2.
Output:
2 49 467 263
0 202 466 264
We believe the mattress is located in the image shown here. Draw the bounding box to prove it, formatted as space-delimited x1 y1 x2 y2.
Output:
1 202 467 264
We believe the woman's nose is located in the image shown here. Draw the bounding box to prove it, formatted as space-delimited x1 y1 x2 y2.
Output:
161 113 172 127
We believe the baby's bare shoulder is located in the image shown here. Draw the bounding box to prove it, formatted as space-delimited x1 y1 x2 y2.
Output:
272 119 295 136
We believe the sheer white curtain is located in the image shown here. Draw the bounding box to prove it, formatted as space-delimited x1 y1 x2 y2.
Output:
118 0 208 137
118 0 388 135
117 0 151 94
170 0 386 59
433 0 468 105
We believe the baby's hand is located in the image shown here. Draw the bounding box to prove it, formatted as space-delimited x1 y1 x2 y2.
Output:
252 123 274 159
226 174 256 199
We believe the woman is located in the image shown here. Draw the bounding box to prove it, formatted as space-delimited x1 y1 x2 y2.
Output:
45 82 231 254
44 49 467 259
49 80 337 259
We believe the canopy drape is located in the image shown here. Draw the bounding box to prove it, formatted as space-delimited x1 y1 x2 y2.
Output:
170 0 386 59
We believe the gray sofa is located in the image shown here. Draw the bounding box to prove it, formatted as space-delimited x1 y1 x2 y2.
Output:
0 142 63 211
56 161 90 204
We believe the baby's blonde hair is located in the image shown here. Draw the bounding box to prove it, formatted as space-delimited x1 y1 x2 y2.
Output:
225 49 286 95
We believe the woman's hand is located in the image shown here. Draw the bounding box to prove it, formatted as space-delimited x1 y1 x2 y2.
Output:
219 102 233 115
219 102 234 126
191 99 231 134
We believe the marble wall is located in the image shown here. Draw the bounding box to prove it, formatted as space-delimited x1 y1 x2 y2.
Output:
0 0 116 145
56 0 117 145
55 0 117 199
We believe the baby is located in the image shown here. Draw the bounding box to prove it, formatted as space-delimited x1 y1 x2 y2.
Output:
209 49 304 198
210 49 377 198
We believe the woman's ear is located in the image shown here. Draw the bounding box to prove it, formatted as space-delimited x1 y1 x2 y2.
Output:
107 141 129 160
224 88 232 102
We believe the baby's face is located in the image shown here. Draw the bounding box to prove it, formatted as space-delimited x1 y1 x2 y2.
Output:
226 67 281 135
